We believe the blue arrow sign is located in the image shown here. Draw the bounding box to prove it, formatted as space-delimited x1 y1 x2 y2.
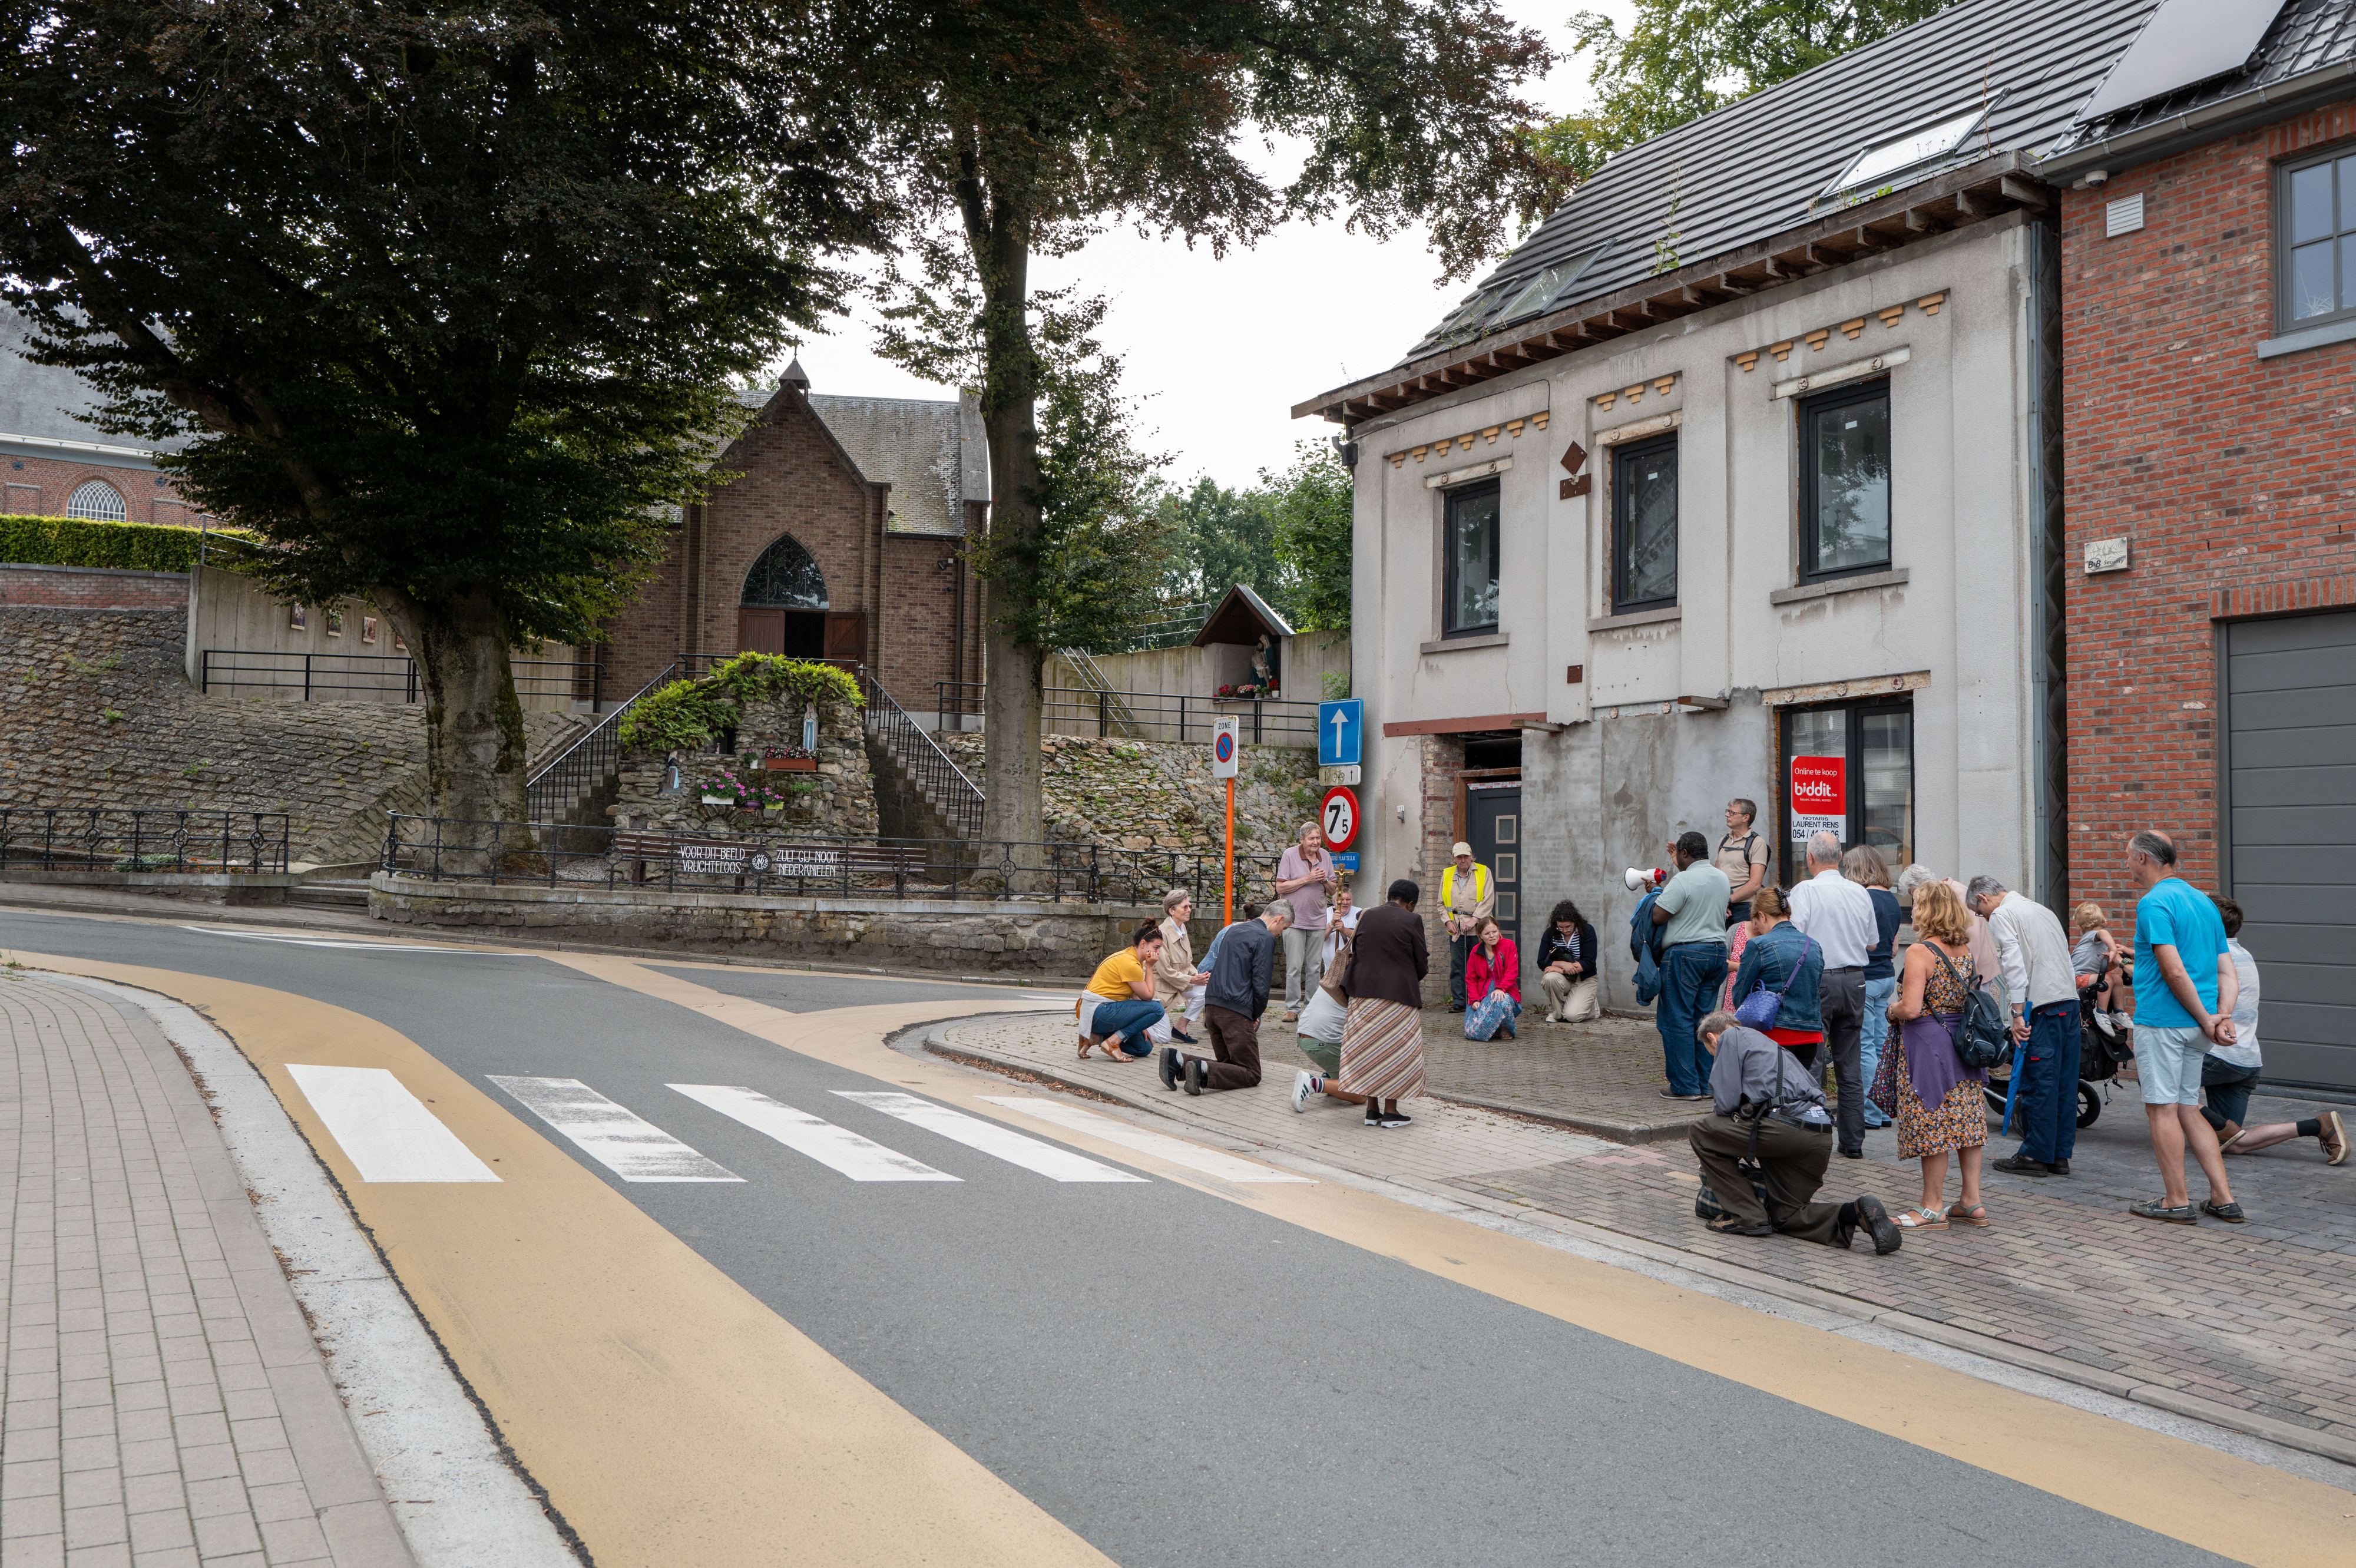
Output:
1318 699 1364 769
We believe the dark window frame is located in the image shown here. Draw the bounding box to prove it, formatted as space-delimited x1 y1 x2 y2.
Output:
1610 431 1680 613
1440 478 1501 639
1772 694 1916 889
2276 142 2356 333
1796 378 1893 584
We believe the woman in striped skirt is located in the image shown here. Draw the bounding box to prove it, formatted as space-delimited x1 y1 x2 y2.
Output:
1339 879 1431 1129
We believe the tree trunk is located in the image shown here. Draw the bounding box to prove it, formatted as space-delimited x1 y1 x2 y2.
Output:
376 584 533 873
965 161 1045 858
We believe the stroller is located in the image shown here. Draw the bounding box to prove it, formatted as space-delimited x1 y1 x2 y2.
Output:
1981 992 2119 1130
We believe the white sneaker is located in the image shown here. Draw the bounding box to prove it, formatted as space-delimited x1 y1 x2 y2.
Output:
1291 1071 1316 1113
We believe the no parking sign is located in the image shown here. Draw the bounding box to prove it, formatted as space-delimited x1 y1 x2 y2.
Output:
1211 716 1240 778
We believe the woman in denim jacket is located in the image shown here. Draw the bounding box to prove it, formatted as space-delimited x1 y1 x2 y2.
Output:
1726 887 1826 1068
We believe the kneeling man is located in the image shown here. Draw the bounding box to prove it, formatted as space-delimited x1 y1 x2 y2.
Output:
1690 1010 1901 1254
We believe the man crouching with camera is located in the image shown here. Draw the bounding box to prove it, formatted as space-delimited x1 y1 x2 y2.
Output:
1690 1010 1902 1255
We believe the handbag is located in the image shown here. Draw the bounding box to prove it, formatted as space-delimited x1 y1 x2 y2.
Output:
1733 932 1814 1030
1318 938 1353 1005
1867 1031 1904 1117
1934 948 2010 1070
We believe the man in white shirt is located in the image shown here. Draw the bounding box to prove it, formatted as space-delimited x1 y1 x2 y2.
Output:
1786 831 1877 1159
1968 877 2084 1177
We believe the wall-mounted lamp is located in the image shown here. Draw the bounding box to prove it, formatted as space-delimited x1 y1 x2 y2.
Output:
1395 804 1407 822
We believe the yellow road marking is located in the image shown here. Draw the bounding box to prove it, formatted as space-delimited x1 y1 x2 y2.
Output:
570 955 2356 1566
14 951 1103 1568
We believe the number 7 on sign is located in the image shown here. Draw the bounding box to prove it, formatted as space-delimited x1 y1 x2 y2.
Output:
1321 785 1359 852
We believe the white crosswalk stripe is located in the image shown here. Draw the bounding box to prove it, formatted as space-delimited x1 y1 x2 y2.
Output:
286 1065 501 1183
832 1091 1147 1183
667 1084 959 1182
489 1076 744 1182
979 1098 1313 1182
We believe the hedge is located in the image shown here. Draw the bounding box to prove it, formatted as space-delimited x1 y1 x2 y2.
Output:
618 654 862 753
0 513 257 574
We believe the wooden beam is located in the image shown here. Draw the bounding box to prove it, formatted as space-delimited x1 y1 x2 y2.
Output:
1381 712 1547 739
1903 206 1944 233
1999 176 2051 210
1709 274 1757 296
1955 189 1980 217
1852 226 1891 253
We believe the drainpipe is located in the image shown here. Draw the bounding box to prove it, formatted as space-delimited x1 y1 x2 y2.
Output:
2024 220 2068 912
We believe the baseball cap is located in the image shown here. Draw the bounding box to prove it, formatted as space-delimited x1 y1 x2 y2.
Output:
1451 841 1472 858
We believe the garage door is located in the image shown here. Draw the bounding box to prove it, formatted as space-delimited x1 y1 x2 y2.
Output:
2225 612 2356 1091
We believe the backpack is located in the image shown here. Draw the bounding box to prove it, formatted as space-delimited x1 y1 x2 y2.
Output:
2079 997 2123 1081
1934 948 2011 1071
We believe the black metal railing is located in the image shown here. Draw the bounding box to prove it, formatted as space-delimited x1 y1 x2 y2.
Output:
380 813 1282 905
524 663 679 822
867 670 986 839
0 809 291 874
200 649 601 706
1120 603 1215 651
933 681 1319 745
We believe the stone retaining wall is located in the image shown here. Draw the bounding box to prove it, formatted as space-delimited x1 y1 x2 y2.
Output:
369 872 1163 974
608 690 876 840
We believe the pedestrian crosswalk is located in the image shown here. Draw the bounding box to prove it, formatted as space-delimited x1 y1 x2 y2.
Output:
286 1064 1305 1191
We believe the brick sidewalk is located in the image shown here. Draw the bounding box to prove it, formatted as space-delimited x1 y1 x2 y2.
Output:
2 972 415 1568
938 1013 2356 1467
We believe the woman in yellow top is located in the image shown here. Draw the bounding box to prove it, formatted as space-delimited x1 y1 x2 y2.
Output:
1078 922 1167 1061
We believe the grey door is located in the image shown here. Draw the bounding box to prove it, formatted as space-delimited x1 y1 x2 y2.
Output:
1467 784 1521 950
2225 613 2356 1090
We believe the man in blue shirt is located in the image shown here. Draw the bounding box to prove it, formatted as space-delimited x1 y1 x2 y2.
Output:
1650 831 1731 1101
2125 829 2244 1225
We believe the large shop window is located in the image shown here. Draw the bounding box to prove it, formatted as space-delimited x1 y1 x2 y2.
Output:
1798 380 1891 582
1611 433 1678 611
1779 696 1913 887
2281 145 2356 330
1442 479 1500 637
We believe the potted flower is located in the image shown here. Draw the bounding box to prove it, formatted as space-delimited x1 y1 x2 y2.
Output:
760 745 819 773
702 768 792 813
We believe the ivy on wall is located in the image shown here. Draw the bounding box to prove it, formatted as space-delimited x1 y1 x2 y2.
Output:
617 653 862 753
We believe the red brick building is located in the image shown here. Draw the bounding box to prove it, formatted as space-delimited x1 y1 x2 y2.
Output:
598 362 989 713
2045 1 2356 1091
3 306 194 525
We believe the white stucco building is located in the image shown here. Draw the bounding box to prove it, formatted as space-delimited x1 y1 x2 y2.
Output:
1295 0 2159 1001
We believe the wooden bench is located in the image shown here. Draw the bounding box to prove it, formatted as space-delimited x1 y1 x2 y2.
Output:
609 832 924 891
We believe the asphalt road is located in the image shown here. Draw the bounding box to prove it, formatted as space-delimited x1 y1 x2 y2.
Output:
0 907 2252 1566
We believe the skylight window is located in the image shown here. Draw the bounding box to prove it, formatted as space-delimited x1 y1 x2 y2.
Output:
1402 283 1509 360
1400 243 1609 363
1821 109 1984 201
1493 246 1607 327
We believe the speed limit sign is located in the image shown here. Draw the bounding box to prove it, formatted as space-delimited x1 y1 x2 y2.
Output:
1320 785 1360 852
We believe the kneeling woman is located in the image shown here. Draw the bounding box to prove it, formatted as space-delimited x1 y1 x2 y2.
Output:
1077 922 1167 1060
1462 917 1523 1040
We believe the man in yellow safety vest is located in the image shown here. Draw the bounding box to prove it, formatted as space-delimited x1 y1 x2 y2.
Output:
1441 842 1494 1014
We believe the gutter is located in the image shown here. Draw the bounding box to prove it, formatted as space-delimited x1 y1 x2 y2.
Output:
1 428 163 463
2038 58 2356 181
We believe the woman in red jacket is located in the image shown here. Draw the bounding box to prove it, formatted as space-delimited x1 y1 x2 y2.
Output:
1463 917 1523 1040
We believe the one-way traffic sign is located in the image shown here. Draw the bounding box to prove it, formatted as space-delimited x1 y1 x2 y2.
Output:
1318 699 1363 769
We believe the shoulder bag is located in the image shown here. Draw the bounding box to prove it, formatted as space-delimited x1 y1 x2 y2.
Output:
1933 948 2011 1070
1733 932 1814 1031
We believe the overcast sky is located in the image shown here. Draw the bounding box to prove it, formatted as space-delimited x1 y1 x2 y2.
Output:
785 3 1640 491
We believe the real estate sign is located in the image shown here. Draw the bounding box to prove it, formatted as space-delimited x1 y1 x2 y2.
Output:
1789 755 1847 841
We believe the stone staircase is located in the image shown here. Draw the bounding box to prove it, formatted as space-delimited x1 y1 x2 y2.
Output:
861 672 984 842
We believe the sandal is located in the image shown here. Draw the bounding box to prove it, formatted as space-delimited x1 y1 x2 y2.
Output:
1894 1207 1948 1230
1076 1033 1094 1058
1947 1202 1990 1228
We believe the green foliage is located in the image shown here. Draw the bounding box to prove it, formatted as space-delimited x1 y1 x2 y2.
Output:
1151 479 1281 614
1531 2 1955 182
1261 444 1353 634
705 652 861 710
618 657 857 752
1321 669 1351 700
0 514 257 574
617 681 740 754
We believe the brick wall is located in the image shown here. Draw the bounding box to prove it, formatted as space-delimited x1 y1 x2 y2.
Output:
598 391 982 706
2 456 193 527
2062 100 2356 922
0 564 187 611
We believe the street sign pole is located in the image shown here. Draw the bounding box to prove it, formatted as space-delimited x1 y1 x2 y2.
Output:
1210 716 1241 923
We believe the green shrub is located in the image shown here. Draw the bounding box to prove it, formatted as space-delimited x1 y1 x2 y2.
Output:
0 513 259 574
618 655 861 753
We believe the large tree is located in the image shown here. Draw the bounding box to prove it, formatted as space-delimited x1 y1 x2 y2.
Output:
0 0 869 856
1532 1 1955 180
846 0 1563 854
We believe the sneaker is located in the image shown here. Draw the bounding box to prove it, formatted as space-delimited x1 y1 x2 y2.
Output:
1291 1071 1316 1114
1183 1058 1206 1097
1448 1001 1467 1013
2215 1119 2245 1149
1856 1195 1902 1256
1659 1088 1703 1101
1280 1009 1298 1023
2319 1110 2348 1166
1157 1047 1182 1092
1378 1112 1414 1128
1364 1108 1386 1128
1991 1154 2051 1177
2128 1197 2198 1224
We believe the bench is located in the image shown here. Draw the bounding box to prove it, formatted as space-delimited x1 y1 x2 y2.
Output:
608 832 925 892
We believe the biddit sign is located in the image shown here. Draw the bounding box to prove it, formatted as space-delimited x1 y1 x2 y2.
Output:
1789 755 1847 838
